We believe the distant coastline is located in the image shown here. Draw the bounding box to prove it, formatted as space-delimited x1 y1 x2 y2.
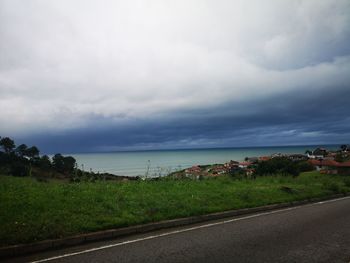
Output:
60 144 341 155
69 145 340 177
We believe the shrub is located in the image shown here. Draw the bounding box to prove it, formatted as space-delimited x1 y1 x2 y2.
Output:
10 162 30 177
296 161 315 172
255 157 300 177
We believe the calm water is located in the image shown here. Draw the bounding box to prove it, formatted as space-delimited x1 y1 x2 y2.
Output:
69 145 338 177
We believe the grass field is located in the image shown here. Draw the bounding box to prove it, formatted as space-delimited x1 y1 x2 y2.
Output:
1 171 350 246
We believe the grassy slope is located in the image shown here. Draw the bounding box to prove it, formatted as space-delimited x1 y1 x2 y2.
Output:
1 171 350 246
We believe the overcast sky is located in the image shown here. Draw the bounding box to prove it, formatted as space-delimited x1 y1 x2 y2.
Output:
1 0 350 153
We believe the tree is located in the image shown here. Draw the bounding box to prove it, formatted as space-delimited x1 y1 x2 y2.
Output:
0 137 15 153
296 161 314 172
340 144 349 152
15 144 28 157
38 155 51 170
25 146 40 159
335 152 346 163
284 162 300 177
52 154 76 174
313 148 327 156
305 150 312 155
52 154 64 172
63 156 76 173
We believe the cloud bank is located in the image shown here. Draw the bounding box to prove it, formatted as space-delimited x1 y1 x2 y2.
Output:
0 0 349 152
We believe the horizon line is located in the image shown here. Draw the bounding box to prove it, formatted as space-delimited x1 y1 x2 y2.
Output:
57 143 342 155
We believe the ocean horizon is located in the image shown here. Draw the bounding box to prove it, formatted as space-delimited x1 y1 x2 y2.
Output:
67 144 339 177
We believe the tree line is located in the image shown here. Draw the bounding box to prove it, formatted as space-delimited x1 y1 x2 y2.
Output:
0 136 77 177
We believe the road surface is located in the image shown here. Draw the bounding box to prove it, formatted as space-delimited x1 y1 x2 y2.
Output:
6 196 350 263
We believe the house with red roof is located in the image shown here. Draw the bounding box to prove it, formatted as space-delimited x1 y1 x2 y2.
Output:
210 165 227 175
224 160 240 173
337 160 350 175
185 165 202 176
307 159 347 174
258 156 271 162
225 160 239 168
239 161 252 169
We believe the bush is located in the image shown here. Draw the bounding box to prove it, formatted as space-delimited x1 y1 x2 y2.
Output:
296 161 315 172
255 157 300 177
10 162 30 177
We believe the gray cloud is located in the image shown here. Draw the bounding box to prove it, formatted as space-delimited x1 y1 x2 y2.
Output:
0 0 350 151
17 85 350 153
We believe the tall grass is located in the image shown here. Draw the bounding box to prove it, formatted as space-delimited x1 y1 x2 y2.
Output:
0 171 349 246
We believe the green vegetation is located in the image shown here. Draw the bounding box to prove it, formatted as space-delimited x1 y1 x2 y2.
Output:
1 136 349 247
0 136 121 181
0 136 77 178
1 171 349 247
254 157 315 177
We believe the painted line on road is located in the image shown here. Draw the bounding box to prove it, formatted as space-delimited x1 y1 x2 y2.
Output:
31 196 350 263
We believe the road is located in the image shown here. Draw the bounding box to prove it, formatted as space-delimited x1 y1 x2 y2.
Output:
6 196 350 263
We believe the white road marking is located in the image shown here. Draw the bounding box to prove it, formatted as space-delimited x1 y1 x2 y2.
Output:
31 196 350 263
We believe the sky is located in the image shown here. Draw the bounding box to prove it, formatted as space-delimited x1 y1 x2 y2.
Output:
0 0 350 153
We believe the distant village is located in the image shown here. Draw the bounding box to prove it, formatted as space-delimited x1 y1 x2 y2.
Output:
173 145 350 179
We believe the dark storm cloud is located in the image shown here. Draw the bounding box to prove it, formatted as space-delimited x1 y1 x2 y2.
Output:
1 0 350 152
19 85 350 153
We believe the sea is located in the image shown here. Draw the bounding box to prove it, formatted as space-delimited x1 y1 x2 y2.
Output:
68 145 339 177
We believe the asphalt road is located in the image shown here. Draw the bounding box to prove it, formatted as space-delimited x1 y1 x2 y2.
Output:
6 196 350 263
